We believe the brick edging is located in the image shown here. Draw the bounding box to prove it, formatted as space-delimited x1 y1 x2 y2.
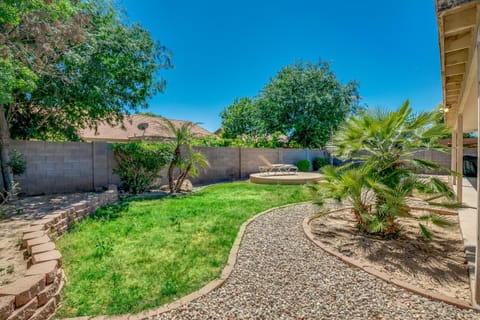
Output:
0 188 119 320
82 201 313 320
303 215 474 310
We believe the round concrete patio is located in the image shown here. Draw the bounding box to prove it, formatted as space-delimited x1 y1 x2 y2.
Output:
249 172 323 185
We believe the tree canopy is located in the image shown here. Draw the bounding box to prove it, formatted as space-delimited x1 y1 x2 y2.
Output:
220 97 258 139
1 0 172 141
220 60 360 148
0 0 171 192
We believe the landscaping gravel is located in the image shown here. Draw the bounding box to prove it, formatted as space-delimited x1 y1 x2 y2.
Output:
152 203 479 320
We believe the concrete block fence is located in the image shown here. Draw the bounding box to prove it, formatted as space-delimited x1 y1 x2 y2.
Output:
0 188 118 320
7 140 470 195
9 141 330 195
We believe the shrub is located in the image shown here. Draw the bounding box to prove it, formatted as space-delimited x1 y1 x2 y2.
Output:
112 143 172 194
313 157 329 171
296 159 311 172
192 135 233 147
7 149 26 175
314 101 456 240
192 132 294 149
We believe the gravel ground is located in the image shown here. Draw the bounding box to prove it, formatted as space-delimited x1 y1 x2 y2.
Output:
152 203 479 320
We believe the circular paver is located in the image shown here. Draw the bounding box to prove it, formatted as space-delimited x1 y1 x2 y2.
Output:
151 203 479 320
249 172 322 185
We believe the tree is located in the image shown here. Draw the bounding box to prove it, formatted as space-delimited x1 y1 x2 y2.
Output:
220 97 258 139
1 0 87 192
314 101 457 240
256 60 360 148
218 60 360 148
165 119 209 193
0 0 171 191
8 1 171 140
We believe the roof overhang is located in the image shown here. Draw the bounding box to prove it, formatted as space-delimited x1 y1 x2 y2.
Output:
437 1 480 131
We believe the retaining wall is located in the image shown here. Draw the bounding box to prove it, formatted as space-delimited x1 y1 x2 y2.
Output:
8 141 470 195
0 188 118 320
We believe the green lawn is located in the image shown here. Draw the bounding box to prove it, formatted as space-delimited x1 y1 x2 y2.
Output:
56 182 312 317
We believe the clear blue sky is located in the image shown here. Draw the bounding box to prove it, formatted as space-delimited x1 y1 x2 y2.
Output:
120 0 441 132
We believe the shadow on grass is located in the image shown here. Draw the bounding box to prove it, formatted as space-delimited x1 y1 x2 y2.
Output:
90 201 131 221
88 191 203 222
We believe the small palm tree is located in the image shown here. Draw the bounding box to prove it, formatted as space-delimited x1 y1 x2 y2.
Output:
315 101 458 239
173 149 209 193
164 119 209 193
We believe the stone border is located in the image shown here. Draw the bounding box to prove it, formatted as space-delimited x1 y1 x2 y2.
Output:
303 214 473 310
76 201 312 320
0 187 119 320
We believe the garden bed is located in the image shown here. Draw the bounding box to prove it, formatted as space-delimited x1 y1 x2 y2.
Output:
308 205 471 303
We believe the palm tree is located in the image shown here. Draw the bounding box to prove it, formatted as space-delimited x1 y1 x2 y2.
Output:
173 149 209 193
315 101 457 239
164 119 209 193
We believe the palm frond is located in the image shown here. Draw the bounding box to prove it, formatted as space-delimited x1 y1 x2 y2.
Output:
426 201 468 209
419 223 432 241
430 214 453 227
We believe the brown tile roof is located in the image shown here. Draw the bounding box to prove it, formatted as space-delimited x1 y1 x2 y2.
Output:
78 115 212 142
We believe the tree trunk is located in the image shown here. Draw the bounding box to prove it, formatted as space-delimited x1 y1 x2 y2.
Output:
167 162 175 194
175 165 191 193
0 104 14 196
168 147 181 194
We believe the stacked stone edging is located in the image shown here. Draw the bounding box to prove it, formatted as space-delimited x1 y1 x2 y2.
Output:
0 187 118 320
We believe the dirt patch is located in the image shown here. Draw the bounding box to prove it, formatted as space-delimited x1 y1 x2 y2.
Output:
0 193 97 286
309 204 471 303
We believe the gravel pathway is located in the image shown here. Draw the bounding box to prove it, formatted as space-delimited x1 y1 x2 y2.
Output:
152 203 479 320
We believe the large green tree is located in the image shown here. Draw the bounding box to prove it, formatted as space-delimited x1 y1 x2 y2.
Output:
0 0 171 191
220 97 258 139
1 0 87 192
256 61 360 148
220 60 360 148
8 1 171 140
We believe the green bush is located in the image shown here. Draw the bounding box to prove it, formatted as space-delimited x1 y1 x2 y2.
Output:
192 135 233 147
313 157 329 171
296 159 311 172
112 143 172 194
7 149 26 175
193 132 295 149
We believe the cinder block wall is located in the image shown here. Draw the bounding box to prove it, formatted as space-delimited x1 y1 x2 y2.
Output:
192 146 241 183
7 141 468 195
12 141 92 195
11 141 120 195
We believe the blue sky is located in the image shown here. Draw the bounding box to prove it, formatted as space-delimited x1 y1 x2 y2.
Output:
120 0 441 132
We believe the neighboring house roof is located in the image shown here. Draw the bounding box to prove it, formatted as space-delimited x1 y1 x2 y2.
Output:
79 115 212 142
